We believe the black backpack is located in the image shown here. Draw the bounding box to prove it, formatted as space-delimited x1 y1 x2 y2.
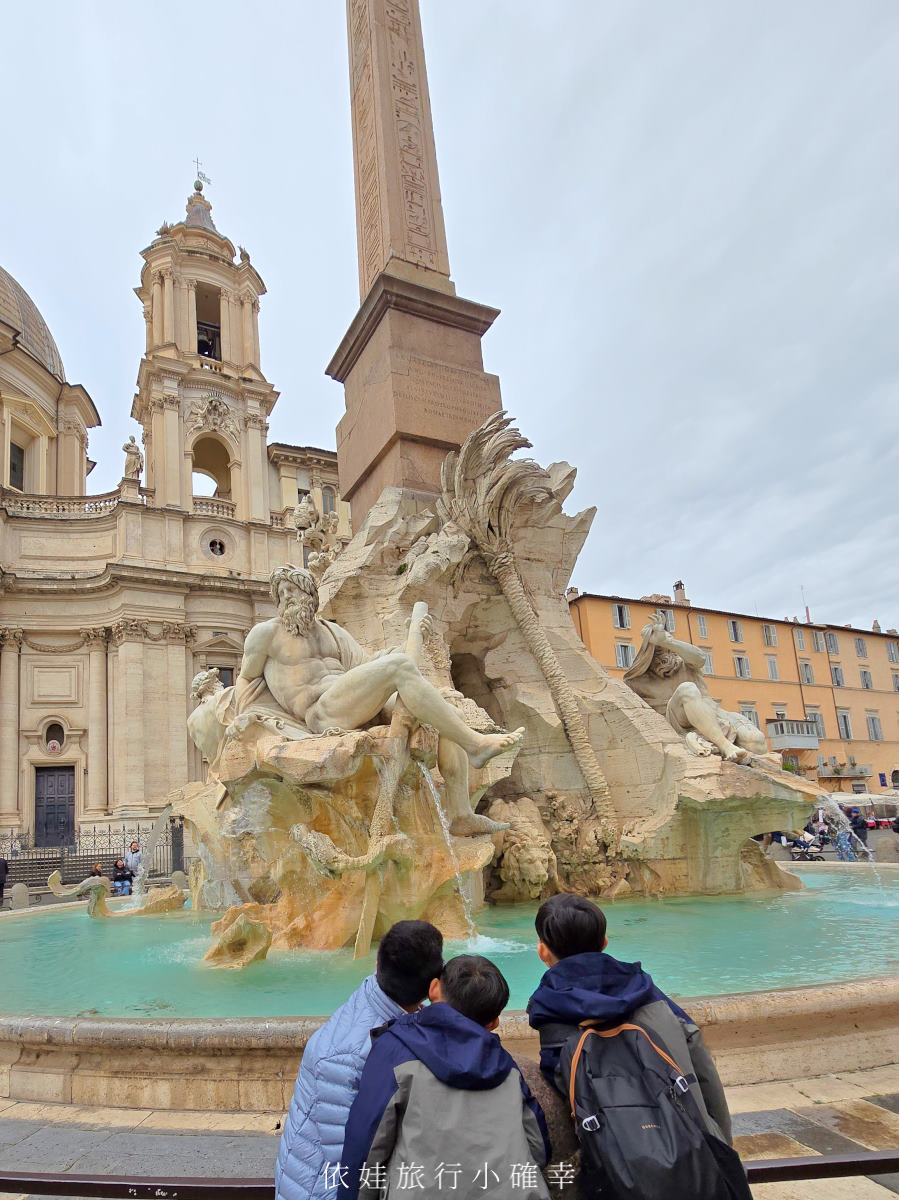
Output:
560 1021 752 1200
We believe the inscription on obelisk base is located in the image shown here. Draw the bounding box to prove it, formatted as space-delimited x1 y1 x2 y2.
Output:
328 0 502 526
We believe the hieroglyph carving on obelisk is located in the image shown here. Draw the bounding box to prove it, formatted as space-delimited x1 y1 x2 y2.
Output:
348 0 452 298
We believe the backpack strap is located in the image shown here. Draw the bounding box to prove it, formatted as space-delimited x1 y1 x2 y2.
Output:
568 1021 691 1117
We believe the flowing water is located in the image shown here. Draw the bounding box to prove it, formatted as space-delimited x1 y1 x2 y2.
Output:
1 866 895 1019
418 762 477 939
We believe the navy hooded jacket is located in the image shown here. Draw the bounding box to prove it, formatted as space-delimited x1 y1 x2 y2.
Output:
527 951 691 1084
340 1002 551 1199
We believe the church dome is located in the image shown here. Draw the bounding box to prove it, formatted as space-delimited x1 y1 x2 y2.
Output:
0 265 65 381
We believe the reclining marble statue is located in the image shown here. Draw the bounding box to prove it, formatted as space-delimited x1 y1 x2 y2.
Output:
181 564 524 963
623 609 772 763
191 565 521 835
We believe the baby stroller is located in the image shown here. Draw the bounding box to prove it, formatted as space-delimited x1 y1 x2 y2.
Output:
789 834 825 862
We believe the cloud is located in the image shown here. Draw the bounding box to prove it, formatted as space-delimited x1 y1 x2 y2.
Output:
2 0 897 629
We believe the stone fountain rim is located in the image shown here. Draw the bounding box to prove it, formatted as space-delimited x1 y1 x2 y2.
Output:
1 973 896 1052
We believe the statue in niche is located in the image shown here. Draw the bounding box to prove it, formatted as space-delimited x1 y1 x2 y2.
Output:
293 492 318 531
192 566 519 836
122 435 143 480
623 610 771 763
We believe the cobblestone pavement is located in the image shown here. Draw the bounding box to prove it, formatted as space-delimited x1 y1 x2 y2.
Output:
0 1064 897 1199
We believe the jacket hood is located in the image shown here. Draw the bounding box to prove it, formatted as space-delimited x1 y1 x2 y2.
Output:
528 951 676 1028
382 1002 515 1090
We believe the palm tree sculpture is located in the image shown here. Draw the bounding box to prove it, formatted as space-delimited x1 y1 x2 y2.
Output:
437 411 617 841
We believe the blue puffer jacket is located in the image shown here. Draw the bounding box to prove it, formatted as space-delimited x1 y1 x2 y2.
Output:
275 974 407 1200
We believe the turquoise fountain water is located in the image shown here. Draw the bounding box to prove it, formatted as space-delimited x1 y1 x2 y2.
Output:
1 868 895 1020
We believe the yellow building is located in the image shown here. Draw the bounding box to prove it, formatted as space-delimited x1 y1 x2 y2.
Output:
569 584 899 797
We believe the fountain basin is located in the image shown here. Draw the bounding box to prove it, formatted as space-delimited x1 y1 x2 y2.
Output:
1 866 896 1110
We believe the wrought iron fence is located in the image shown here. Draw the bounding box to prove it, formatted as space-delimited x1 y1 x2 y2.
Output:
0 817 185 889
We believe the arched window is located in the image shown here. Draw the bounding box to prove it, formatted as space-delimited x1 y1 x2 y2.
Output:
191 437 231 498
321 486 336 516
45 722 65 750
892 769 899 788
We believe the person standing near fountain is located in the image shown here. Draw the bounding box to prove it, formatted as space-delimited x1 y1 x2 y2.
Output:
275 920 444 1200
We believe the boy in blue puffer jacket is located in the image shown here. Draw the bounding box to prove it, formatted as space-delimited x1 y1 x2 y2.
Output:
275 920 444 1200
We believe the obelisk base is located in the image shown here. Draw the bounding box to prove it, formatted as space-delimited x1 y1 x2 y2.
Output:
327 271 502 527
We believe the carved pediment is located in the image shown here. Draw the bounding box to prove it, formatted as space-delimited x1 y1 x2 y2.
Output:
186 393 240 442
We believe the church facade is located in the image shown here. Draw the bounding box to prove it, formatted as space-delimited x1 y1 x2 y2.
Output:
0 184 349 846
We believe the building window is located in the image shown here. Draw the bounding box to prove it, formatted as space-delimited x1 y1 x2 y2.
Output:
887 642 899 664
812 631 825 653
211 666 234 688
208 539 225 556
734 655 751 679
740 706 760 728
766 655 779 681
892 673 899 693
702 649 714 674
321 486 337 516
763 624 778 647
806 709 825 738
661 609 675 632
855 636 868 658
800 660 814 685
612 603 630 630
615 643 635 669
837 709 852 739
697 614 708 638
825 631 839 654
831 665 844 687
867 714 883 741
728 619 743 643
9 442 25 491
196 285 222 360
860 669 873 690
795 628 805 651
783 753 800 771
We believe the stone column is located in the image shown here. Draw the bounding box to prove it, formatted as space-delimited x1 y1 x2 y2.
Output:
220 289 233 362
346 0 451 299
175 280 190 350
163 395 183 507
187 281 198 354
110 621 147 812
244 414 269 522
0 628 22 822
81 628 108 814
251 299 261 367
151 273 164 346
330 0 500 524
241 296 253 367
163 271 175 344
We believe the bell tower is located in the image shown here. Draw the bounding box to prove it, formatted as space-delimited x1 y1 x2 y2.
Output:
131 181 278 521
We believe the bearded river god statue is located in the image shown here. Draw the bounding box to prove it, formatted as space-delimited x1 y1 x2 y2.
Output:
178 565 523 965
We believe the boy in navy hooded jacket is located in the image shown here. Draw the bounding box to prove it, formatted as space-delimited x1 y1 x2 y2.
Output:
527 894 732 1146
341 955 551 1199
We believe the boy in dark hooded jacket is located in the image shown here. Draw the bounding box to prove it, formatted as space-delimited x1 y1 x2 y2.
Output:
340 955 551 1199
527 894 732 1147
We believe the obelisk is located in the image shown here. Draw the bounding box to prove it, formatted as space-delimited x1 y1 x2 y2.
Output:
328 0 502 525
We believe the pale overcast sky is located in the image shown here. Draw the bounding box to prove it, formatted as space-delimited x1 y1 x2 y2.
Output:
3 2 897 630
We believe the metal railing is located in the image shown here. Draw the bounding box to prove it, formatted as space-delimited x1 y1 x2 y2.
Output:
0 818 185 888
1 1152 898 1196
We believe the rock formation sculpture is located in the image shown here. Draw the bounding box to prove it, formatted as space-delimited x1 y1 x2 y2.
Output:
176 565 522 964
47 870 187 917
